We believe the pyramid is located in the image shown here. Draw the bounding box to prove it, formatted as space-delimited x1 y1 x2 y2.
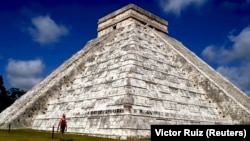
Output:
1 4 250 139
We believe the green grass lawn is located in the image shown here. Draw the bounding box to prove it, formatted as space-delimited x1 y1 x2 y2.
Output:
0 129 150 141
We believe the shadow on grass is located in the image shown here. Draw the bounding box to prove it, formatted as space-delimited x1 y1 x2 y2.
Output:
0 129 150 141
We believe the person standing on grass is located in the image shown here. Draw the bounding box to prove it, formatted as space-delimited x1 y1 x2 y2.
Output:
58 114 67 141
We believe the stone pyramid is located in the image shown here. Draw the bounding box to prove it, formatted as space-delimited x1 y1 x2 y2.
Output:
1 4 250 139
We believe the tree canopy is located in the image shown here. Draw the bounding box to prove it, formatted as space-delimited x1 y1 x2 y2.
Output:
0 75 26 113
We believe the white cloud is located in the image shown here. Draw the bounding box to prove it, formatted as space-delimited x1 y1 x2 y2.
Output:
201 45 218 62
228 27 250 60
202 26 250 64
6 59 45 90
201 45 235 64
28 15 69 45
159 0 208 16
217 64 250 96
202 26 250 95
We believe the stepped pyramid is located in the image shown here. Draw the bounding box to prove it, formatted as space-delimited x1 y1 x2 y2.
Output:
1 4 250 139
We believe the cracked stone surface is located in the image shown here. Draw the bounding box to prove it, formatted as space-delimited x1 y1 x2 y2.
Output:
0 4 250 140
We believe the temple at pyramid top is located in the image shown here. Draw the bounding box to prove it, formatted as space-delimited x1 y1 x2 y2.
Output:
97 4 168 37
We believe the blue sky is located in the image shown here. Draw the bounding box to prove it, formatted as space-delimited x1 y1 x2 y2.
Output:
0 0 249 95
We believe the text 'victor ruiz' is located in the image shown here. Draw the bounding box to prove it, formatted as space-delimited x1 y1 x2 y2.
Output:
155 128 246 138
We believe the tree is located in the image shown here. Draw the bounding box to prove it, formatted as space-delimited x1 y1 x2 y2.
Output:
0 75 26 113
0 75 9 113
7 88 26 104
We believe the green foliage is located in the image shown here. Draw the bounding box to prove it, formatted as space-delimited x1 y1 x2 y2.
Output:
0 75 26 113
7 88 26 103
0 75 8 112
0 129 150 141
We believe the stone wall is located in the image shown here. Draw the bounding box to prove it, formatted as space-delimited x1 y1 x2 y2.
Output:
154 27 250 124
97 4 168 37
0 31 113 128
31 21 233 139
